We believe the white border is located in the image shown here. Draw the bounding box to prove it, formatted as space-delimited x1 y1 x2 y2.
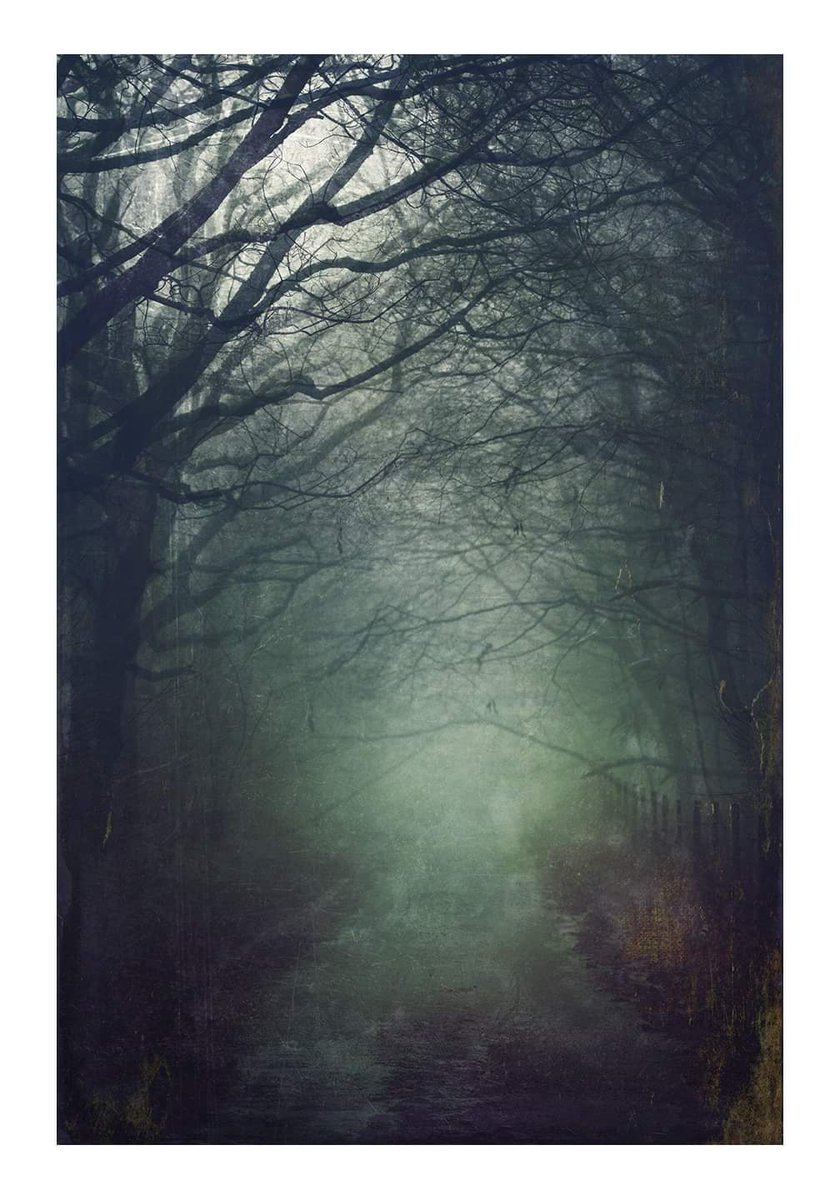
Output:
2 9 835 1197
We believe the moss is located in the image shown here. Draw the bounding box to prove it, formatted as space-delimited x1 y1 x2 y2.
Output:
66 1054 171 1143
123 1055 171 1141
722 994 782 1143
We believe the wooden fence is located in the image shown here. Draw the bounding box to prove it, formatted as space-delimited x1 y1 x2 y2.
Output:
602 778 770 898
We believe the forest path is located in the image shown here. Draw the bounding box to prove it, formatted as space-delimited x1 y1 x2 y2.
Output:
213 776 715 1143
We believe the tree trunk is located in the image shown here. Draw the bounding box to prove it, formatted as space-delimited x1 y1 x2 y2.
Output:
59 480 160 1137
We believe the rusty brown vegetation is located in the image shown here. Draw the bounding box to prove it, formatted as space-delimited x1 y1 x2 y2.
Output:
543 826 781 1142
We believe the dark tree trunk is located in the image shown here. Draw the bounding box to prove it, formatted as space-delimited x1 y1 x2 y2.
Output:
58 480 160 1137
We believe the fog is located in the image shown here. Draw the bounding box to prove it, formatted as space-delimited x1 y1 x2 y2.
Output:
58 54 781 1143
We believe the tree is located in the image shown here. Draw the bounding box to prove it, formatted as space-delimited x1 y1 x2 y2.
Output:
58 54 781 1142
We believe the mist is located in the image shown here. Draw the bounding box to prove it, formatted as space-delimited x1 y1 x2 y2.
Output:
58 54 782 1144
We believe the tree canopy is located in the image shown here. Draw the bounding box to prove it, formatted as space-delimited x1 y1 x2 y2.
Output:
58 53 781 1143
